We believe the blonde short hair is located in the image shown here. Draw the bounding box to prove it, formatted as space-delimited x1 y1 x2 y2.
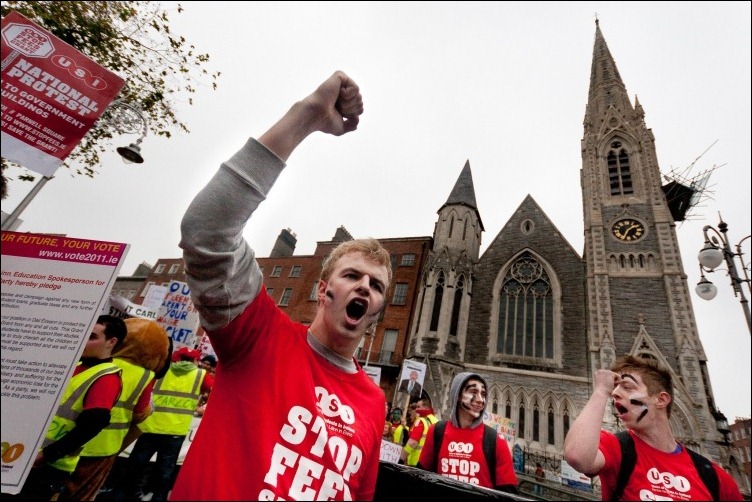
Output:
320 238 393 286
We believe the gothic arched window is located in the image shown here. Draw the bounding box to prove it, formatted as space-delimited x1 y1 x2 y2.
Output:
496 254 554 359
547 404 555 445
449 275 464 336
533 399 540 442
607 141 633 195
429 272 445 331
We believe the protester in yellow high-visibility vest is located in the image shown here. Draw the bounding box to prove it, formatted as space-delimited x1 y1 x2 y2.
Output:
14 315 127 502
61 318 171 501
114 346 213 502
400 398 439 466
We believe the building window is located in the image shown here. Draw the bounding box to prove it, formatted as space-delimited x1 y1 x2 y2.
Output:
289 265 302 278
168 264 180 274
518 403 525 439
271 265 282 277
155 264 165 274
379 329 398 364
563 405 570 438
496 253 554 360
430 272 445 331
309 282 318 301
449 275 464 336
279 288 293 306
266 287 274 297
533 400 540 442
607 141 633 195
128 289 136 299
547 405 555 445
505 399 511 419
392 283 408 305
400 254 415 266
492 399 498 415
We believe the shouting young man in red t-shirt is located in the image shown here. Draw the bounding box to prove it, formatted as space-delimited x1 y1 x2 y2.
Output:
172 71 391 501
564 355 742 501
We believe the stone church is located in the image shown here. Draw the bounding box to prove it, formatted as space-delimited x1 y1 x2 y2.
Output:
408 19 740 482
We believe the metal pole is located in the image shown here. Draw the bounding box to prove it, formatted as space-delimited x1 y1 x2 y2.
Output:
364 330 376 367
1 175 52 231
717 221 752 335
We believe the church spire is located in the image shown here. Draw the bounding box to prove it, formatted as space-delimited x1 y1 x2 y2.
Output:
586 20 634 123
439 160 484 230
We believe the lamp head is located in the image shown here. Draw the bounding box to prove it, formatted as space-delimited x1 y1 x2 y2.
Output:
698 241 724 269
117 142 144 164
695 276 718 301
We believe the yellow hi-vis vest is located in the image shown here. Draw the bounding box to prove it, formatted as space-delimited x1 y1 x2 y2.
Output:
81 358 154 457
41 362 122 473
407 414 438 466
138 367 205 436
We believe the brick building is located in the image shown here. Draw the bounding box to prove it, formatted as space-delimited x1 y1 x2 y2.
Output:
729 417 751 495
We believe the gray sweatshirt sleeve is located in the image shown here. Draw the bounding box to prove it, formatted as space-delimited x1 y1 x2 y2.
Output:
179 138 286 331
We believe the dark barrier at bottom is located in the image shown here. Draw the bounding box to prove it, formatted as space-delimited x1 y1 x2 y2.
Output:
374 462 533 501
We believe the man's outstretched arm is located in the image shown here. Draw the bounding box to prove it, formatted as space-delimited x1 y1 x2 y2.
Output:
180 71 364 332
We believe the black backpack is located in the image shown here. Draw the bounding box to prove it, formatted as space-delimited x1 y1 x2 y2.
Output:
431 420 498 478
612 431 719 501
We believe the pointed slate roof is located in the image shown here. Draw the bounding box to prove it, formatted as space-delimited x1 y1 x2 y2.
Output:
439 160 484 231
586 20 634 121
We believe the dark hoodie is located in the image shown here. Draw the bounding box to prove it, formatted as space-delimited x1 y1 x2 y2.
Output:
449 371 488 429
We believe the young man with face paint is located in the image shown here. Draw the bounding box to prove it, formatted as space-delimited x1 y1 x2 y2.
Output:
172 71 392 501
417 372 518 493
564 355 742 501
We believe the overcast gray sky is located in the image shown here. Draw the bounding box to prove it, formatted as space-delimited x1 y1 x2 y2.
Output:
2 1 750 421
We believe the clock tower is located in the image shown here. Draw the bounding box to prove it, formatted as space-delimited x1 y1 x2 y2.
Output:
582 20 724 454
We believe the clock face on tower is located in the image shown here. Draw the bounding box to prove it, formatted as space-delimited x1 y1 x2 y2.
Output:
611 218 645 242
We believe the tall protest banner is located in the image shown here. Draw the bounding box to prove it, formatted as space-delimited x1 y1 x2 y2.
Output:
156 280 200 351
0 231 128 494
1 11 125 176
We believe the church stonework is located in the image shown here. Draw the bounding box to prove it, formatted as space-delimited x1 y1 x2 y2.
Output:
407 20 727 470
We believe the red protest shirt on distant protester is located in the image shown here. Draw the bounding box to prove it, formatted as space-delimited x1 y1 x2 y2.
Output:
419 420 518 489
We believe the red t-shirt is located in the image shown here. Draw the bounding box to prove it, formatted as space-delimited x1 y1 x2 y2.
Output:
419 421 518 489
132 379 155 415
598 430 742 501
407 409 435 442
76 362 121 410
170 288 385 501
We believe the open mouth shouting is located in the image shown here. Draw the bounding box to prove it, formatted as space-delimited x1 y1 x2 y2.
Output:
614 401 629 418
345 298 369 325
614 398 649 423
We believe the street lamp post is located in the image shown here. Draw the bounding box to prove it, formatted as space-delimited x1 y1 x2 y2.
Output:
695 214 752 335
